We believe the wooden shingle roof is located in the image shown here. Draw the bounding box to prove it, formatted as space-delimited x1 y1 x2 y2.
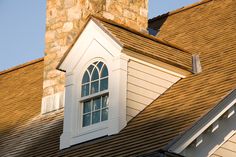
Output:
95 17 193 72
58 16 193 72
1 0 236 156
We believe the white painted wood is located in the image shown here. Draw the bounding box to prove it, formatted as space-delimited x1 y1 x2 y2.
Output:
127 107 140 117
128 68 173 88
126 60 181 122
180 106 236 157
127 55 187 78
128 76 166 94
214 148 236 157
59 19 122 72
169 90 236 154
127 99 146 111
59 18 183 149
127 91 154 105
229 133 236 142
211 121 219 133
184 113 236 157
128 83 159 100
227 106 235 118
210 155 221 157
221 141 236 151
60 19 128 149
126 115 133 122
210 133 236 157
128 60 180 83
41 91 65 114
195 135 203 147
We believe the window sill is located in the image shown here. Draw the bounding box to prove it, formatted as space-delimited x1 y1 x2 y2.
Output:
77 120 108 136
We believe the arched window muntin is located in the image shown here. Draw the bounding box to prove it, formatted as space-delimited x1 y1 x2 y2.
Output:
80 61 109 128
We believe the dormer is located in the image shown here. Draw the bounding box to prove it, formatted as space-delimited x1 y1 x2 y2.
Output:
58 16 192 149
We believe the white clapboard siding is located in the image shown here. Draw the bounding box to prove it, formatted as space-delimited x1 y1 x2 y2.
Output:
212 133 236 157
126 60 181 122
128 61 180 83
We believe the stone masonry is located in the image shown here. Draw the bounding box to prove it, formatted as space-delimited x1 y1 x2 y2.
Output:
43 0 148 102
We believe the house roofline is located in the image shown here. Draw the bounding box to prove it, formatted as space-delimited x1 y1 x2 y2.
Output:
167 88 236 153
57 15 192 72
149 0 213 23
0 57 44 76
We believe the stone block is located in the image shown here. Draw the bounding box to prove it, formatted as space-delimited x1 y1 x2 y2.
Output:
67 5 82 21
45 31 56 43
62 22 73 32
103 12 115 20
43 0 148 99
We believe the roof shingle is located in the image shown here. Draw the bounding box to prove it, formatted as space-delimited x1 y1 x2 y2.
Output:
1 0 236 156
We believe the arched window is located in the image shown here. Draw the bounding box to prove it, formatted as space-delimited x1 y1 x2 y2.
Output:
81 61 109 127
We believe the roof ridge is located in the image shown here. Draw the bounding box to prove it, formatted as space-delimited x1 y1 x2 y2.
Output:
91 15 192 55
0 57 44 76
149 0 213 23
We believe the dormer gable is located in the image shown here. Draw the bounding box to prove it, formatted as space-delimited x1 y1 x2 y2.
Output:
58 17 192 149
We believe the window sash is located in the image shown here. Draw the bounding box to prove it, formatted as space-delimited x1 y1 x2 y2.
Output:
80 90 108 102
81 94 109 127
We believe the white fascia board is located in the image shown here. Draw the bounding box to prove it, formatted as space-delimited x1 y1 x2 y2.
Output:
168 89 236 153
59 19 123 72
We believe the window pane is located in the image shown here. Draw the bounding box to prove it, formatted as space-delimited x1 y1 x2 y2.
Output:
83 101 91 113
100 78 108 91
102 95 108 108
82 71 90 84
93 97 101 110
92 111 101 124
81 84 89 97
91 81 99 94
88 65 94 74
101 65 108 78
83 113 91 127
91 68 99 81
97 62 103 70
102 108 108 121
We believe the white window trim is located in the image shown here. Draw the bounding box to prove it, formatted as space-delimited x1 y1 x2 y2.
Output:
59 19 128 149
60 40 129 150
76 60 109 135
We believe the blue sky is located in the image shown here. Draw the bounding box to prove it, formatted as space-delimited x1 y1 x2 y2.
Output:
0 0 199 71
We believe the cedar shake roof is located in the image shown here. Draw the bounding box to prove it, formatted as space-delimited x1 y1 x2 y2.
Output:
95 17 193 72
0 58 44 156
1 0 236 156
58 16 193 72
0 58 44 136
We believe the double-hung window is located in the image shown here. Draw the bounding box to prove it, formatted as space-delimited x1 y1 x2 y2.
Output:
81 61 109 127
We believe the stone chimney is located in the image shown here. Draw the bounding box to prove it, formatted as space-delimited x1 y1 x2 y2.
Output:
42 0 148 113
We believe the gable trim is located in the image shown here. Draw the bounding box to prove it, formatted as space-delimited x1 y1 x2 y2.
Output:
56 16 123 72
168 89 236 153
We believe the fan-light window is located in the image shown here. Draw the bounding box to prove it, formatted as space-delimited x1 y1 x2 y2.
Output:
81 61 109 127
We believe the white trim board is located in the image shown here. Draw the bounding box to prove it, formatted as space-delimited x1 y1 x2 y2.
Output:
167 89 236 156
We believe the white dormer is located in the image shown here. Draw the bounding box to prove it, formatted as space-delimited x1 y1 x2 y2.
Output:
59 19 128 149
58 17 190 149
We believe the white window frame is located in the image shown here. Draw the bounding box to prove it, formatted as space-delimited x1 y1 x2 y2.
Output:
77 61 109 135
59 20 129 149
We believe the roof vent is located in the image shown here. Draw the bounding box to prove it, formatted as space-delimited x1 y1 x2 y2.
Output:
192 54 202 74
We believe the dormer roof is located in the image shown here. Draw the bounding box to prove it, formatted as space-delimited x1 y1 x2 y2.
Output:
58 16 193 73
